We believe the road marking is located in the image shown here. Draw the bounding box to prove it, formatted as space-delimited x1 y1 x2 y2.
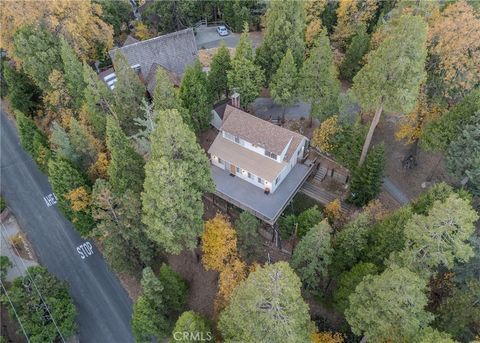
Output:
43 193 58 207
76 241 94 260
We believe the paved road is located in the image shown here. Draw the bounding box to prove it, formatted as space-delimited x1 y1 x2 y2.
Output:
383 177 410 205
0 110 134 342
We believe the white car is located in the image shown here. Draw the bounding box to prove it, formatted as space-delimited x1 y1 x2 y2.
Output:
217 25 229 36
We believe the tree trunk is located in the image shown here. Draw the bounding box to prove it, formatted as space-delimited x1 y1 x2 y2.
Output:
358 104 383 166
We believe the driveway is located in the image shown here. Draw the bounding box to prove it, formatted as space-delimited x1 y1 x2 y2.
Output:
0 110 134 342
251 98 311 121
195 25 262 49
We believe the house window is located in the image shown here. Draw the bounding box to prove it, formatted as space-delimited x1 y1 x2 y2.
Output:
218 157 223 164
257 177 263 184
264 150 277 160
248 172 253 179
236 167 240 173
235 136 240 143
275 176 279 185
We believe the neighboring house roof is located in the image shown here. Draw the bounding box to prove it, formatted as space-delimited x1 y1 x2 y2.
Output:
220 105 307 161
109 28 197 80
208 135 286 182
213 100 232 120
123 35 139 46
145 63 181 94
98 67 117 90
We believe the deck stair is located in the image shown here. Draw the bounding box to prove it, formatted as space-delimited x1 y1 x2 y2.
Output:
300 181 350 213
313 166 328 182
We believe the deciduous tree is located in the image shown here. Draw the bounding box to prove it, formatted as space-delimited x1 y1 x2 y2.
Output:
218 262 313 343
304 0 327 53
142 109 214 254
202 214 238 272
291 221 333 292
345 265 433 343
352 14 427 165
300 30 340 120
215 257 247 313
106 116 145 195
311 116 341 152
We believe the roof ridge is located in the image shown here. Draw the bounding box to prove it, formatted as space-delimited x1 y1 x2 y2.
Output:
110 28 195 52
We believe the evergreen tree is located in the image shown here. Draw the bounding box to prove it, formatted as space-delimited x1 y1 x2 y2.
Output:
60 38 86 109
132 297 169 343
132 100 158 157
422 89 480 152
2 61 40 113
218 262 313 343
47 157 94 235
178 60 212 132
297 206 323 237
394 194 478 277
153 68 178 111
112 52 146 134
68 117 99 171
12 25 62 90
172 311 212 343
158 263 188 312
208 43 231 102
92 179 154 274
234 211 262 262
291 221 333 293
352 14 428 165
348 144 385 206
300 30 341 121
106 116 145 195
270 49 298 110
95 0 131 36
331 213 371 275
446 112 480 196
142 109 214 254
50 121 79 165
82 62 112 139
346 265 433 342
340 23 369 81
333 262 378 313
255 0 305 82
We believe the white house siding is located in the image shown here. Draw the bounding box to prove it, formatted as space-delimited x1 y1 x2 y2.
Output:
211 110 223 130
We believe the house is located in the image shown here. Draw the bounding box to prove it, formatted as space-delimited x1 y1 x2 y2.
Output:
207 103 314 225
104 28 198 92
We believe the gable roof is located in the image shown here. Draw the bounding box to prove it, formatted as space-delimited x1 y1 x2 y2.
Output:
220 105 307 160
109 28 198 79
145 63 181 94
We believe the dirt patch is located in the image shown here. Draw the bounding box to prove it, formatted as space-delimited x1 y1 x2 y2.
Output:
168 250 218 320
198 47 235 67
199 127 218 152
372 115 454 201
1 304 27 343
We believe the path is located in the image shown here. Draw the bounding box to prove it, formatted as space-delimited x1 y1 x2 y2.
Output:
0 110 134 342
382 177 410 205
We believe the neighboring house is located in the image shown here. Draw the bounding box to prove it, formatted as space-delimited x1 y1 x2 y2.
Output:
101 28 198 92
209 105 308 194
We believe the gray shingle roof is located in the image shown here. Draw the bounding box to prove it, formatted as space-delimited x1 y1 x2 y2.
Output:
109 28 198 79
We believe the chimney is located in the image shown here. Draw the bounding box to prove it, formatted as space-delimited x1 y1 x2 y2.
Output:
230 92 240 108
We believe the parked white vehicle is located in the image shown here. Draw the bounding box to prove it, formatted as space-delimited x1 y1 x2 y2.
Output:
216 25 229 36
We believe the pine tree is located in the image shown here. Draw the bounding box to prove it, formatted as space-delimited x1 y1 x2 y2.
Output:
178 60 212 132
291 221 333 293
153 68 178 111
345 265 433 342
68 117 99 171
91 179 154 274
352 14 428 165
132 99 158 157
2 61 40 113
208 43 232 102
158 263 188 312
60 38 86 109
340 23 370 81
50 121 79 165
106 116 145 195
348 144 385 206
227 26 264 108
142 109 214 254
172 311 212 343
234 211 262 262
300 30 341 121
82 62 112 139
270 49 298 110
47 157 94 236
12 25 62 90
297 206 324 238
218 262 313 342
255 0 305 82
446 112 480 196
112 52 146 134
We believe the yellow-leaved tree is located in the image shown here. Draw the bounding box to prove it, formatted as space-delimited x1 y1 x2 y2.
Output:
215 257 247 313
42 69 75 130
66 186 91 212
311 115 341 152
324 199 342 225
428 0 480 101
304 0 327 53
311 331 345 343
1 0 113 62
201 214 238 272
